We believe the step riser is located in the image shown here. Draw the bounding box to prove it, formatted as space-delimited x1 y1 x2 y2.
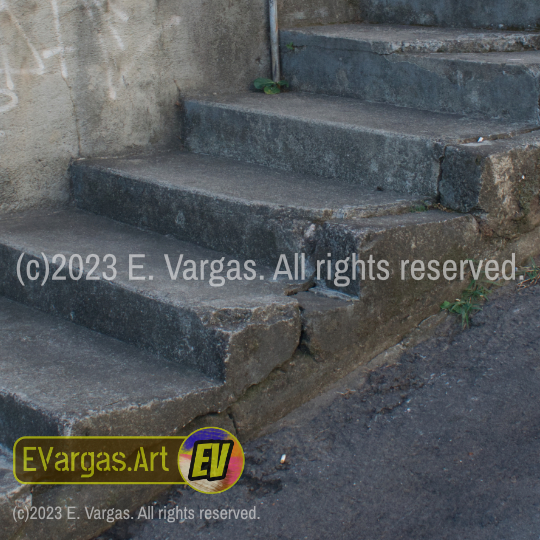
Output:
281 35 540 122
281 26 540 55
0 246 226 380
183 101 443 196
440 131 540 237
0 394 60 448
73 161 483 298
310 212 480 298
358 0 540 30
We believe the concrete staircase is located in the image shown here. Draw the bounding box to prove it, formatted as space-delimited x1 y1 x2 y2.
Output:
2 7 540 540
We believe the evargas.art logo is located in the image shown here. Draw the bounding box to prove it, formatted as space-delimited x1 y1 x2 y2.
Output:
14 429 245 492
178 428 244 494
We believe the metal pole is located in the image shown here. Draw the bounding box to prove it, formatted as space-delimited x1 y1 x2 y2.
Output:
269 0 280 82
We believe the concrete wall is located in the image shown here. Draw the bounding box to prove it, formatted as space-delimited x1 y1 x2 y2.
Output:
0 0 270 213
5 0 539 214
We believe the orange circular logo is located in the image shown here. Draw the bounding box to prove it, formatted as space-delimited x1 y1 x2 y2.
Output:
178 428 244 494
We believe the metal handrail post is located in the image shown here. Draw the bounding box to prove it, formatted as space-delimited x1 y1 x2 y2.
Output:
269 0 281 82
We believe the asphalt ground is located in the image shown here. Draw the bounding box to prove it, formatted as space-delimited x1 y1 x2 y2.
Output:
99 282 540 540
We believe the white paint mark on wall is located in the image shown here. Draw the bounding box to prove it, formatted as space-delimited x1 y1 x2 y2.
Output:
0 88 17 113
0 0 171 113
80 0 95 20
1 2 45 75
165 15 182 27
1 47 13 90
107 23 125 50
91 0 126 50
84 0 138 100
0 0 50 113
41 46 75 60
50 0 69 78
0 0 128 111
96 32 117 100
42 47 63 59
108 3 129 23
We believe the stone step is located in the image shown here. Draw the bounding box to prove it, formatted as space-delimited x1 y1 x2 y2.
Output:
72 151 425 267
439 130 540 238
70 145 483 303
357 0 540 30
182 91 537 196
281 24 540 122
0 297 225 448
0 298 227 538
0 208 301 391
283 24 540 55
0 208 485 449
307 209 479 297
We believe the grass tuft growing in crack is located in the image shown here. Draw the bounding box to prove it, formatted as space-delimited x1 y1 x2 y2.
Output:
441 269 495 328
442 257 540 328
517 257 540 289
409 204 428 213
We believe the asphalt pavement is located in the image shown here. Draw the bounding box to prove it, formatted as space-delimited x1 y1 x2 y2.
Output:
99 283 540 540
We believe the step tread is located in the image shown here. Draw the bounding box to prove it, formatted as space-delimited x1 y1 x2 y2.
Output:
0 297 217 431
185 92 537 142
78 151 424 218
0 208 296 310
407 50 540 64
282 23 540 54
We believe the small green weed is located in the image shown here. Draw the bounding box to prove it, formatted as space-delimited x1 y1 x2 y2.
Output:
253 78 289 95
441 268 495 328
286 42 295 51
441 257 540 328
410 204 428 213
517 257 540 289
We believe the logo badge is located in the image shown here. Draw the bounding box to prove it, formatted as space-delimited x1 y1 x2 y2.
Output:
178 428 244 494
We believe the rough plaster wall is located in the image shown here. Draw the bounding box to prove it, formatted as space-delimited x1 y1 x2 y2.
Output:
0 0 269 213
